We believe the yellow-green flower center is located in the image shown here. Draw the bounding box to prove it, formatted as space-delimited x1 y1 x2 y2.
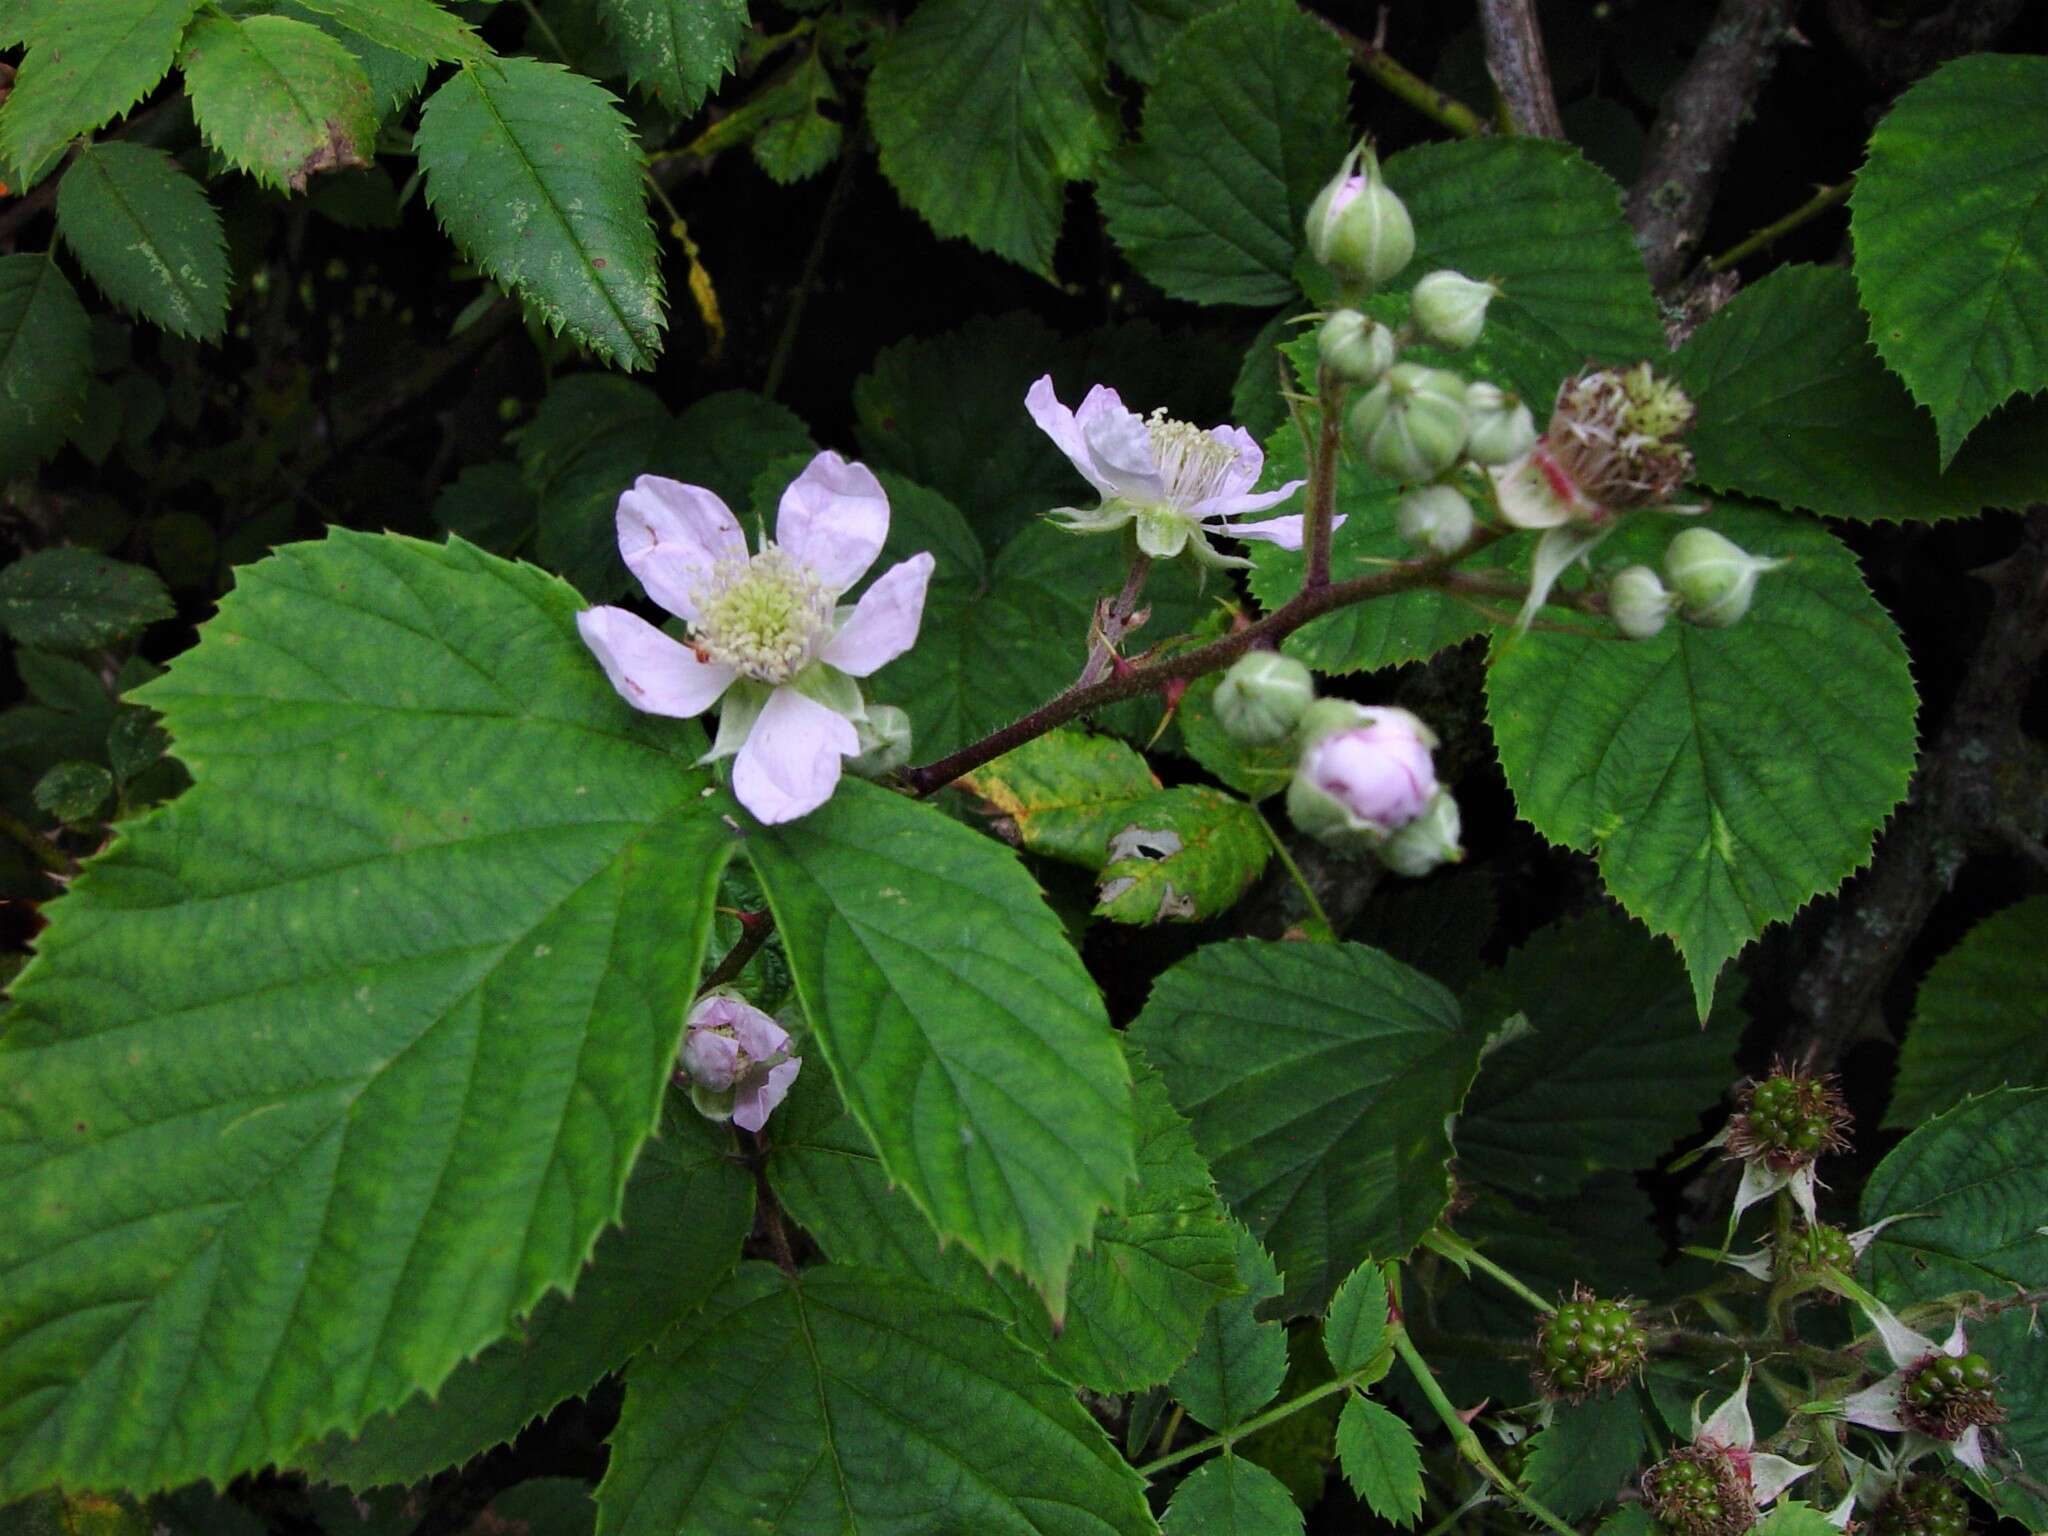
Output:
693 546 833 683
1146 410 1239 509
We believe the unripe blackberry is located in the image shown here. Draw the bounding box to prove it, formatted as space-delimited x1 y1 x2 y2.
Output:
1875 1477 1972 1536
1727 1067 1851 1172
1901 1351 2003 1440
1643 1445 1756 1536
1776 1222 1858 1290
1533 1286 1647 1401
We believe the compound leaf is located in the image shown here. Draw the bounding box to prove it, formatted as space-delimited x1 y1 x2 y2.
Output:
0 0 201 184
1162 1452 1304 1535
179 15 377 193
591 0 747 113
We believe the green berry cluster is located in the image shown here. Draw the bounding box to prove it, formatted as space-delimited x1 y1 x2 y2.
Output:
1533 1288 1647 1400
1729 1068 1851 1170
1875 1477 1972 1536
1776 1222 1857 1286
1902 1352 2003 1439
1643 1446 1755 1536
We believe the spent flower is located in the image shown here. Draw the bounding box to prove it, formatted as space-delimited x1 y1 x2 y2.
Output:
1839 1295 2003 1476
578 451 934 825
676 991 802 1133
1643 1365 1815 1536
1026 378 1313 568
1533 1286 1648 1402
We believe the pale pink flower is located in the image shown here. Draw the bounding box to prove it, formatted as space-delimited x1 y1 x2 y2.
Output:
1301 707 1438 832
577 450 933 825
1025 377 1316 568
678 992 801 1134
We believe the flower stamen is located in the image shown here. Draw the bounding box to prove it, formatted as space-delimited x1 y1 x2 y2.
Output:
691 545 834 684
1145 410 1240 509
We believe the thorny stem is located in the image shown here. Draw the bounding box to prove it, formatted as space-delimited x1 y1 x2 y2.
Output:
1301 368 1345 591
1254 808 1335 937
1134 1361 1386 1479
1319 15 1489 140
1707 180 1854 273
698 910 774 994
1076 554 1154 689
1424 1230 1553 1314
1390 1312 1580 1536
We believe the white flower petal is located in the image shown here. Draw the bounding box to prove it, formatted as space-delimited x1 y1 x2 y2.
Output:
731 684 860 825
1858 1295 1940 1371
1841 1373 1909 1433
577 606 734 718
1750 1454 1814 1506
1951 1426 1989 1476
617 476 746 623
1516 525 1611 633
776 449 890 594
1938 1317 1969 1357
1203 424 1264 500
734 1056 802 1134
821 553 934 677
1789 1166 1821 1225
1026 375 1118 499
1194 478 1307 522
1075 385 1165 502
1218 512 1311 549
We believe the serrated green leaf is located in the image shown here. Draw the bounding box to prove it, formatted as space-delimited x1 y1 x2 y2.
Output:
1956 1308 2048 1531
1172 1223 1289 1431
1860 1086 2048 1304
1754 1504 1846 1536
1163 1452 1304 1535
1097 0 1350 306
1888 898 2048 1129
289 1106 753 1487
1484 500 1917 1016
1381 138 1666 404
434 461 538 555
31 760 111 824
282 0 487 64
516 373 671 598
1323 1263 1389 1377
417 59 664 370
866 0 1113 276
1095 786 1269 924
957 728 1162 867
745 777 1134 1315
1521 1391 1646 1521
0 255 89 473
1457 911 1745 1199
769 1050 1240 1394
598 1264 1157 1536
1851 54 2048 464
0 0 200 184
0 532 732 1496
179 15 376 193
752 103 840 185
1334 1395 1423 1527
1595 1506 1660 1536
278 0 426 116
55 144 228 341
0 547 172 651
1677 264 2048 521
1132 939 1489 1315
592 0 746 113
1100 0 1230 83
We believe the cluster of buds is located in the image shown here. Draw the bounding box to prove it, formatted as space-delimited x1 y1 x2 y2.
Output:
1605 530 1788 641
1210 652 1461 877
1532 1286 1648 1401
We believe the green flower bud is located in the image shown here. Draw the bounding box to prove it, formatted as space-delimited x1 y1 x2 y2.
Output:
1410 270 1497 351
1318 309 1398 386
1395 484 1475 556
1305 144 1414 292
1463 382 1537 466
1378 788 1462 876
848 703 913 777
1347 364 1469 482
1213 651 1316 746
1607 564 1673 640
1664 528 1786 629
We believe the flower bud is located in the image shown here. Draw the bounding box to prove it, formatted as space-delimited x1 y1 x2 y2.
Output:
1318 309 1398 387
1607 564 1673 640
676 991 803 1133
1305 144 1414 292
1395 485 1474 556
1664 528 1785 629
1347 364 1469 482
848 704 913 777
1286 703 1439 856
1378 788 1462 876
1463 382 1537 466
1212 651 1315 746
1410 270 1497 351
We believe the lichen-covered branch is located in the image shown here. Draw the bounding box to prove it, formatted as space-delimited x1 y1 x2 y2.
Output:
1625 0 1802 294
1476 0 1565 139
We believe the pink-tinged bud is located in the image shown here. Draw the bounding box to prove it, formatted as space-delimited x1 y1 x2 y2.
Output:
1305 143 1414 293
677 991 802 1133
1286 702 1440 855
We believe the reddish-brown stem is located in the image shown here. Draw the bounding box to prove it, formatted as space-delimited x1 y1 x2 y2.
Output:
1301 368 1345 592
698 910 775 994
1076 554 1153 689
